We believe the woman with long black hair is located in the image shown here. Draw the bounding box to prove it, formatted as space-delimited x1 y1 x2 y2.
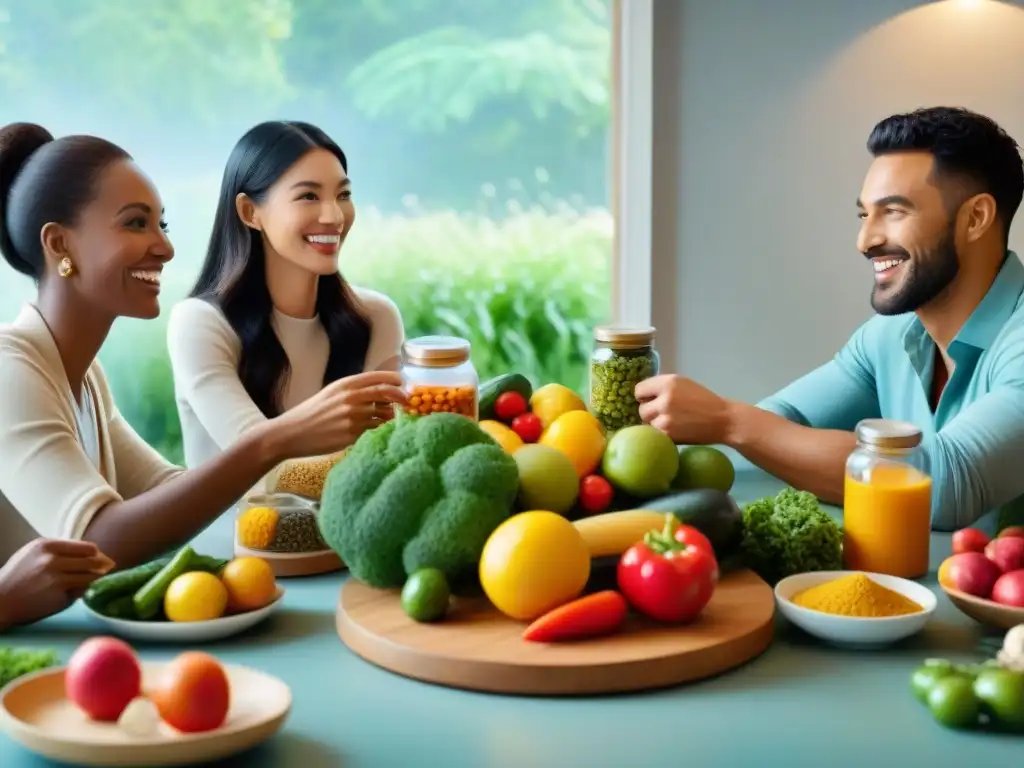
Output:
166 121 404 480
0 122 407 588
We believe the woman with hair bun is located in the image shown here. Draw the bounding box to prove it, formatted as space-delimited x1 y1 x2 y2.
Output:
0 123 408 599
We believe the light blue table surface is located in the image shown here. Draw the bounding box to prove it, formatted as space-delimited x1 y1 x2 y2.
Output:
1 465 1019 768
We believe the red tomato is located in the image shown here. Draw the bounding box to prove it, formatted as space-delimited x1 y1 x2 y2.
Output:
952 527 990 555
510 412 543 443
494 391 528 422
616 531 718 623
579 475 614 513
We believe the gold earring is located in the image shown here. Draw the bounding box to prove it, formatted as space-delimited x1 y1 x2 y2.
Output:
58 257 74 278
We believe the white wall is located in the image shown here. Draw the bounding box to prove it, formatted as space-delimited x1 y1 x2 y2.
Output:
651 0 1024 403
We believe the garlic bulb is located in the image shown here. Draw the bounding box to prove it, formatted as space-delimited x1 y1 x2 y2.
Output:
996 624 1024 673
118 697 160 738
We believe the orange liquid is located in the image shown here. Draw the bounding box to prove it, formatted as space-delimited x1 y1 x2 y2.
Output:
843 463 932 578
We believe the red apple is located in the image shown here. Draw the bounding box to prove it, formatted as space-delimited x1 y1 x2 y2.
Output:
952 527 990 555
985 536 1024 573
946 552 1002 599
998 525 1024 540
65 636 142 722
991 569 1024 607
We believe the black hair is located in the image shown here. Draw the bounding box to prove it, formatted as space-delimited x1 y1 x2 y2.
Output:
187 120 371 418
867 106 1024 244
0 122 130 281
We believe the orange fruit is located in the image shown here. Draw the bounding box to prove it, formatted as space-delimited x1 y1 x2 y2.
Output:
938 556 954 588
219 557 277 612
539 410 607 477
150 651 230 733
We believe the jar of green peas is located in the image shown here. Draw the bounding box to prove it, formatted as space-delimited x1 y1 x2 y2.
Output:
589 325 660 432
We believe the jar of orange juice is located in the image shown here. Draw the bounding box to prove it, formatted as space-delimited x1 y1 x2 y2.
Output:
843 419 932 579
400 335 479 420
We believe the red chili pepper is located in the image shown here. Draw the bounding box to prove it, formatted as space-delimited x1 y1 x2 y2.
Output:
522 590 629 643
616 514 718 624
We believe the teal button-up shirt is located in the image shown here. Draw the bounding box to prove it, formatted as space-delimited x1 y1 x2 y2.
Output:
759 250 1024 532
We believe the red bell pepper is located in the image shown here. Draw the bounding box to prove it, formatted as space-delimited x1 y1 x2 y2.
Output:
616 515 718 624
522 591 629 643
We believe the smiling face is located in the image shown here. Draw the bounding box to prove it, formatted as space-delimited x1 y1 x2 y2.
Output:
244 147 354 276
46 159 174 319
856 152 962 316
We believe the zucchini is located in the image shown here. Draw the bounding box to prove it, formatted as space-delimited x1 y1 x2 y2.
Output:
639 489 744 561
132 546 196 620
479 373 533 420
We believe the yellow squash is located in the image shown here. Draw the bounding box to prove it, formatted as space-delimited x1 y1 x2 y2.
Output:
572 509 673 558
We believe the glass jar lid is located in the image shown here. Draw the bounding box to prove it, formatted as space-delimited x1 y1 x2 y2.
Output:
402 335 471 367
594 325 656 348
854 419 922 449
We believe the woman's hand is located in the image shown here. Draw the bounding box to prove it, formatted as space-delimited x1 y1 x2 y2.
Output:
0 539 115 630
271 370 409 458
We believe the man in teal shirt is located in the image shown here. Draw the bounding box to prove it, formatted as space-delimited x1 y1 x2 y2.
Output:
637 106 1024 531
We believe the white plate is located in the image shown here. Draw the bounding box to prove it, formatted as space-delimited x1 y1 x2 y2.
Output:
82 588 285 643
0 661 291 766
774 571 936 649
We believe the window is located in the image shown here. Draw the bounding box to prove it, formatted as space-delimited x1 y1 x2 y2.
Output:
0 0 626 463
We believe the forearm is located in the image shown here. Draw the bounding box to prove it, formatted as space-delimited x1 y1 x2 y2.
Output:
724 400 857 504
83 422 288 567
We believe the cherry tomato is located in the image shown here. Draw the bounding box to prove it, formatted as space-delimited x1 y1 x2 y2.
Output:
579 475 614 513
511 412 543 443
494 391 528 422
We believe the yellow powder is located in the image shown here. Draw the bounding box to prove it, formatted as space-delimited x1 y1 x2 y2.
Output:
791 572 922 617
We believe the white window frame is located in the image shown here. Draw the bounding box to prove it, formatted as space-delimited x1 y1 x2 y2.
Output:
610 0 654 327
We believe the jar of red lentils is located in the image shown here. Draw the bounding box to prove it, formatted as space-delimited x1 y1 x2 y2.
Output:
400 335 479 420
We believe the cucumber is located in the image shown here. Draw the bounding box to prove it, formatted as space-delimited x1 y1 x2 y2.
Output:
132 546 196 620
638 488 744 561
100 595 138 620
479 373 533 420
82 552 229 615
82 556 173 613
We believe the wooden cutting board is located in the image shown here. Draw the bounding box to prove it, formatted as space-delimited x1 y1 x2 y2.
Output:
336 569 775 696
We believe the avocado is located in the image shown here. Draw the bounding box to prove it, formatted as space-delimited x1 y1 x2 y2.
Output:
478 373 533 420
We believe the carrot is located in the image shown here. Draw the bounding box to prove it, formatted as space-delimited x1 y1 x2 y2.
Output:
522 590 629 643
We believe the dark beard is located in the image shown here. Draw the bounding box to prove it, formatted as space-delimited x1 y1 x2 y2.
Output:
870 230 959 316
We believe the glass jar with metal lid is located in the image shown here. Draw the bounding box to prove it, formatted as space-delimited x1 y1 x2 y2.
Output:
589 325 660 432
843 419 933 578
400 335 479 420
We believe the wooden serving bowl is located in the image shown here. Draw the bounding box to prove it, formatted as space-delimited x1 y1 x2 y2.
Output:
940 584 1024 630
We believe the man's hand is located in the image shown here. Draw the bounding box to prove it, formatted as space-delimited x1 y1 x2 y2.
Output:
635 374 733 445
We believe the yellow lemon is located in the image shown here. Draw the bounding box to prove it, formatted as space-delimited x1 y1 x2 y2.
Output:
539 410 607 477
164 571 229 622
528 383 587 430
478 419 525 454
479 510 591 621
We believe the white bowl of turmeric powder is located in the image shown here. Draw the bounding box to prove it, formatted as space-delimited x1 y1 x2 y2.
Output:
774 571 937 649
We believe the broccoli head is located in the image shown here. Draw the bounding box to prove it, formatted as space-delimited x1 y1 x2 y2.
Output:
318 411 521 588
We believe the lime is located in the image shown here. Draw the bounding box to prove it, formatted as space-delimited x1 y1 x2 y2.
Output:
672 446 736 493
973 668 1024 730
910 661 956 704
401 568 450 623
927 676 980 729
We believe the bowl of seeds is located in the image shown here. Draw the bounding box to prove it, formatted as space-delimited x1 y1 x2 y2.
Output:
234 492 344 577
